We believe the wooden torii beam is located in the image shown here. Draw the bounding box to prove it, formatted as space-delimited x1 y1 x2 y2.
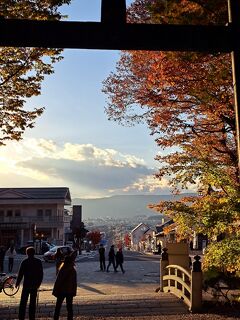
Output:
0 19 236 51
0 0 239 52
0 0 239 174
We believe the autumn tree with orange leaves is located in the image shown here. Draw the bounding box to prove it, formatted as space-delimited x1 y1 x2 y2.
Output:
103 0 240 274
87 230 102 249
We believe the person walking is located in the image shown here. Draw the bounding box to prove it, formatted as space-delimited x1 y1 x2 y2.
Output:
115 248 125 274
98 244 106 271
16 246 43 320
0 245 6 272
52 254 77 320
189 240 193 251
6 244 16 273
55 247 64 275
157 242 162 255
106 245 117 272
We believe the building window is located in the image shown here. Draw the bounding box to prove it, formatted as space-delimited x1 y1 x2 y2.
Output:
6 210 13 217
37 209 43 215
45 209 52 217
37 209 43 220
15 209 21 217
0 210 4 221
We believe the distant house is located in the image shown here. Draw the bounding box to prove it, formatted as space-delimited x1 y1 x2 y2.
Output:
139 228 155 252
154 219 175 247
130 223 149 251
0 187 71 248
154 219 208 251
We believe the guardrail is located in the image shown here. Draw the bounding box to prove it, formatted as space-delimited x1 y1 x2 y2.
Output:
160 251 202 313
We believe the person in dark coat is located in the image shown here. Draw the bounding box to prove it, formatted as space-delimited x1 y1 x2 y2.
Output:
52 253 77 320
0 245 6 272
115 248 125 274
98 244 106 271
189 240 193 251
55 247 64 275
106 245 117 272
16 247 43 320
157 243 162 254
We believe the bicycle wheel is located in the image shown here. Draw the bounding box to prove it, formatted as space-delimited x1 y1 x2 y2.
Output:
3 276 19 296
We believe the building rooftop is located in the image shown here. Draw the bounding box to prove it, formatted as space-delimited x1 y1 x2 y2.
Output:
155 219 174 234
0 187 71 204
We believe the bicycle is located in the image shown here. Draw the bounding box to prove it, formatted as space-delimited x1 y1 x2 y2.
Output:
0 272 20 296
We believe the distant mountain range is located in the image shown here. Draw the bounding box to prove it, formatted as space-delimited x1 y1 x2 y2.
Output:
72 194 195 219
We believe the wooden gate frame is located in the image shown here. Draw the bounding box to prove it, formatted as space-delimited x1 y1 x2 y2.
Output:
0 0 239 173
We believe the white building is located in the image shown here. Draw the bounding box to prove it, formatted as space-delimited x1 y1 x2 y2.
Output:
130 223 149 251
0 187 71 248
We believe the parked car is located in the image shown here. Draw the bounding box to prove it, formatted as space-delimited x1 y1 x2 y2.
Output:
43 245 74 262
18 241 53 255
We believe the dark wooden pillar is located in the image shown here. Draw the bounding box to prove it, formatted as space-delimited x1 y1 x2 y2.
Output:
228 0 240 177
101 0 126 24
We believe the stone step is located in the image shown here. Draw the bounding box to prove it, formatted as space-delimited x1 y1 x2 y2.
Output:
0 295 188 320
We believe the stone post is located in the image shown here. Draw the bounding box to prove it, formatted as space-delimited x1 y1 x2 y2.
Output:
190 255 202 312
160 248 169 292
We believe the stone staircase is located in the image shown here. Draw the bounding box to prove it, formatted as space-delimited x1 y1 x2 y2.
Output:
1 292 188 319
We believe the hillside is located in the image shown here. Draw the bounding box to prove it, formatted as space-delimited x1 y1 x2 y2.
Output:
72 193 195 219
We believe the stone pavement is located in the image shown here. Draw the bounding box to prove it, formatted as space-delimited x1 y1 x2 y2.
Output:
0 255 189 319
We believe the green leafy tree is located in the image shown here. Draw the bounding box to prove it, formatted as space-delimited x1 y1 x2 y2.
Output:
71 221 88 255
0 0 71 145
203 238 240 275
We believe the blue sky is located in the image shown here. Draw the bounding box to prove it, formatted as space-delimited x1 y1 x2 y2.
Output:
0 0 188 198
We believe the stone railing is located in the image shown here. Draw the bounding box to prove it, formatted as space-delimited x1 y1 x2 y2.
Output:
160 249 202 313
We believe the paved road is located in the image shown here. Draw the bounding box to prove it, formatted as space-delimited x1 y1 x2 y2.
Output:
0 250 189 319
2 250 163 299
1 251 238 320
1 248 160 270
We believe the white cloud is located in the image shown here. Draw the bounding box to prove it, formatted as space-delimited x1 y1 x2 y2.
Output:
113 175 171 194
0 138 168 197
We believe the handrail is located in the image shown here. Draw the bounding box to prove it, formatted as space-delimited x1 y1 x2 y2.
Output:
166 264 191 278
160 257 202 313
163 275 191 293
162 264 191 308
